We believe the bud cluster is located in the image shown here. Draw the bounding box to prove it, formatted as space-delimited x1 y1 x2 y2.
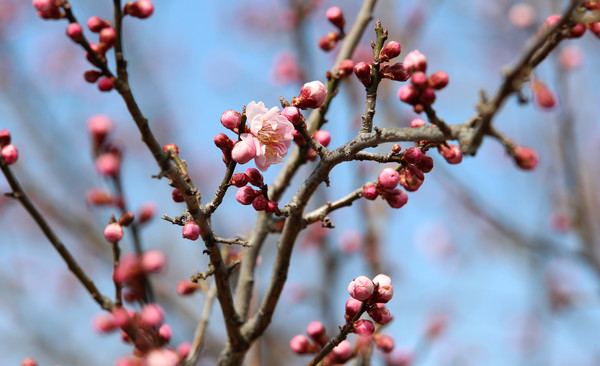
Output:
0 129 18 165
318 7 345 52
233 168 279 213
397 50 449 113
290 322 353 363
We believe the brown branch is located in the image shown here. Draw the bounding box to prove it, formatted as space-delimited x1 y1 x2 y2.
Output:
183 282 218 366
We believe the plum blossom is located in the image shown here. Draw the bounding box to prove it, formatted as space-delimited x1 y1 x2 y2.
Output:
232 101 294 171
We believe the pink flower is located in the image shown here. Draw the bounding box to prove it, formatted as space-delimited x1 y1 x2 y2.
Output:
232 101 294 171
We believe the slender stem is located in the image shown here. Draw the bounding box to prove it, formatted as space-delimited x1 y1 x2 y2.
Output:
183 282 218 366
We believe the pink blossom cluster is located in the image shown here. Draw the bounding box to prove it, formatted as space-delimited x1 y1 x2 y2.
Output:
233 168 279 213
318 7 345 51
398 50 449 113
289 322 353 364
113 250 166 302
0 129 18 165
354 40 409 87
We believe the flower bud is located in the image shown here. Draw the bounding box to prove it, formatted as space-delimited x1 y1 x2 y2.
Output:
348 275 374 301
252 195 268 211
403 147 422 164
141 250 166 273
220 110 241 130
438 144 462 164
99 27 117 48
245 168 264 186
399 166 424 192
385 188 408 209
392 144 402 154
568 23 586 38
111 307 132 328
532 81 556 109
354 62 372 87
410 72 428 88
21 358 38 366
86 188 113 205
313 130 331 147
231 139 257 164
281 106 303 126
417 155 434 173
318 31 339 51
163 143 179 155
87 16 110 33
373 333 395 353
66 23 83 42
124 0 154 19
177 342 192 358
265 201 278 214
372 273 394 302
558 45 583 70
118 211 135 226
95 153 120 176
403 50 427 73
182 222 201 240
292 81 327 109
138 202 157 224
337 59 355 77
590 22 600 38
290 335 314 354
236 186 258 205
214 133 232 150
398 84 419 105
104 223 124 242
508 3 536 28
97 76 114 92
176 280 199 296
33 0 62 19
1 144 18 165
92 313 117 333
362 184 378 200
87 114 114 143
513 146 538 170
378 168 400 189
158 324 172 342
428 71 449 90
410 118 425 128
171 188 184 202
113 253 141 284
83 69 103 83
0 129 10 147
353 319 375 337
332 340 353 363
381 62 410 82
345 297 363 319
368 306 392 325
419 87 436 105
140 303 164 327
326 6 345 29
230 173 249 187
306 321 328 346
380 41 401 62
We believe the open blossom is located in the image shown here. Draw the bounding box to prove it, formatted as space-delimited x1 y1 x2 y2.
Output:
231 101 294 172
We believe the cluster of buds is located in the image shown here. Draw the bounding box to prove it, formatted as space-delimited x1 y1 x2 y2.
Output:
113 250 166 302
290 322 353 364
318 7 345 51
75 16 118 91
397 50 449 113
86 114 123 178
354 40 409 87
92 302 187 363
232 168 279 213
214 132 236 165
33 0 65 19
0 129 18 165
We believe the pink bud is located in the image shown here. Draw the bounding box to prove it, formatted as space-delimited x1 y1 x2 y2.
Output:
163 143 180 155
513 146 538 170
410 118 425 128
306 321 328 346
21 358 38 366
326 6 345 29
372 274 394 303
568 23 586 38
118 211 135 226
558 45 583 70
92 313 117 333
378 168 400 189
99 27 117 48
245 167 263 186
337 59 355 77
381 62 410 82
417 155 434 173
125 0 154 19
398 84 419 105
532 82 556 109
508 3 536 28
87 114 114 142
403 50 427 73
385 188 408 209
362 184 378 200
97 76 114 92
113 253 141 283
95 153 120 176
354 62 372 87
1 144 18 165
236 186 259 205
345 297 363 319
410 72 428 88
590 22 600 38
87 16 110 33
292 81 327 109
403 147 422 164
172 188 184 202
348 275 375 301
141 250 166 273
353 319 375 337
140 303 164 327
220 110 241 130
66 23 83 42
231 139 257 164
373 334 395 353
104 223 124 242
252 195 268 211
176 279 199 296
313 130 331 147
368 306 392 324
399 166 424 192
0 129 10 147
138 202 157 224
428 71 449 90
318 31 339 51
332 340 353 362
266 200 279 214
182 222 201 240
380 41 401 62
111 307 131 328
281 106 303 126
146 349 179 366
158 324 172 341
438 144 462 164
290 334 312 354
86 188 113 205
84 70 103 83
33 0 62 19
419 87 436 105
214 133 233 150
230 173 249 187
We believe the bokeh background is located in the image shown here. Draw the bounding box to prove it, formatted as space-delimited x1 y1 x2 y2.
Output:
1 0 600 365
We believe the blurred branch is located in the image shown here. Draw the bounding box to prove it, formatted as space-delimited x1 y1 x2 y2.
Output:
184 282 218 366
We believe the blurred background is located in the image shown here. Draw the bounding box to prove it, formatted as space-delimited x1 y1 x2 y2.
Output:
1 0 600 365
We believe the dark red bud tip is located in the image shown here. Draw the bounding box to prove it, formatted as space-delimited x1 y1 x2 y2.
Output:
163 143 180 155
84 69 103 83
118 211 135 226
